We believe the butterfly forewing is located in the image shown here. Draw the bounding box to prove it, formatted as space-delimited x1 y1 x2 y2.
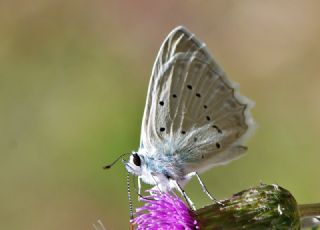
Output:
140 26 254 174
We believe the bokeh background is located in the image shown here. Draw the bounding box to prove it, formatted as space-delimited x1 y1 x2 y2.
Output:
1 1 320 229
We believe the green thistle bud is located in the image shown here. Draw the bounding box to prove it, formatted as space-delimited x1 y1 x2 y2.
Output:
195 184 300 229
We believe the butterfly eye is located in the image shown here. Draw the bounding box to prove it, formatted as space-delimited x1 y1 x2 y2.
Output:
132 153 141 167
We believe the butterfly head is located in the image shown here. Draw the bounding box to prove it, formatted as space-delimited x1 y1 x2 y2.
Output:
125 152 144 176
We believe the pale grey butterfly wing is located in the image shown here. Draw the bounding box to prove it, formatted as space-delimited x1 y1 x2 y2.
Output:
140 26 254 175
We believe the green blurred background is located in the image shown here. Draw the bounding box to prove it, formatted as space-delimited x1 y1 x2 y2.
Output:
1 1 320 229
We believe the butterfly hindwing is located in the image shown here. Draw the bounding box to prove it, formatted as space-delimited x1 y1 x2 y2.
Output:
140 26 254 174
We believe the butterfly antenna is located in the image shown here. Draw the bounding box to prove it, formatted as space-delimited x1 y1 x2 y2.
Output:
103 152 130 169
127 172 134 219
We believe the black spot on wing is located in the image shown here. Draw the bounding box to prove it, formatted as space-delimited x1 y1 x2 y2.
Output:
212 125 222 133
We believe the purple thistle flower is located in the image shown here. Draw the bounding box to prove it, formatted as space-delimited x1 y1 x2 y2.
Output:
133 190 200 230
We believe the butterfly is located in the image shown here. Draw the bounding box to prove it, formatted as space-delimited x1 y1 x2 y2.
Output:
105 26 255 210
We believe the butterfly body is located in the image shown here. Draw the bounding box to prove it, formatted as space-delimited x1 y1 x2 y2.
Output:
125 26 255 193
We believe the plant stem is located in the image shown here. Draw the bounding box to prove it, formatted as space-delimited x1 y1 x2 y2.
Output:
299 203 320 218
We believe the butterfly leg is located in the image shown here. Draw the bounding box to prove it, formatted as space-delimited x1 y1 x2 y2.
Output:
137 176 142 195
189 172 223 205
136 176 148 199
135 177 157 200
172 180 196 210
